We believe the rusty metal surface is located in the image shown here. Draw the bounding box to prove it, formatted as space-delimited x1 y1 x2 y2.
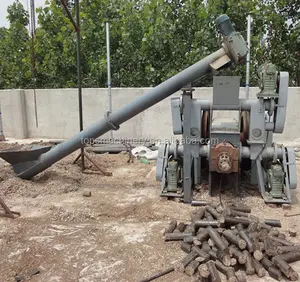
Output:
240 111 250 145
210 142 239 173
201 110 210 141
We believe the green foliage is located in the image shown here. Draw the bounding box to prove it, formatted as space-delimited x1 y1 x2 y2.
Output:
0 1 31 89
0 0 299 89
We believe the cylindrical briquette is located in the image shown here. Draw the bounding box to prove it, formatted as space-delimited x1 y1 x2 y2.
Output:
207 260 221 282
174 222 186 233
202 241 211 253
215 260 237 282
238 229 254 253
192 246 210 262
207 226 228 251
163 220 177 235
264 219 281 228
164 232 193 241
194 220 220 228
243 250 255 275
252 257 266 277
223 230 246 250
181 241 192 253
185 260 200 276
175 251 199 272
229 245 247 264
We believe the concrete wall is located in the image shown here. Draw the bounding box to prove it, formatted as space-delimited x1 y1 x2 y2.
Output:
0 87 299 141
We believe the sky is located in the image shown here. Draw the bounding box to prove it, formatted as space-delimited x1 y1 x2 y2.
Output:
0 0 45 27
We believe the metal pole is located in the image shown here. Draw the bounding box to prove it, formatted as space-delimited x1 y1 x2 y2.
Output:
106 22 113 139
17 48 227 179
245 15 252 99
0 103 5 141
75 0 85 170
30 0 38 127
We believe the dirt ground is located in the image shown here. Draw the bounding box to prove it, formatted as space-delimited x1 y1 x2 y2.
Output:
0 143 300 282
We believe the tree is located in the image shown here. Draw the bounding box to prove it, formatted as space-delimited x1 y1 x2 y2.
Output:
0 0 299 89
0 1 31 89
261 0 300 86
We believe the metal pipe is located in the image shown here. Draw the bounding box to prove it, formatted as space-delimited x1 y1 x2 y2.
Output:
75 0 85 170
266 122 275 131
106 22 113 139
0 103 5 141
194 99 271 111
241 147 283 159
246 15 252 99
14 15 248 179
17 48 227 179
173 145 283 160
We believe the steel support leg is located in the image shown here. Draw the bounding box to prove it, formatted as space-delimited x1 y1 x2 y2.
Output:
182 90 193 203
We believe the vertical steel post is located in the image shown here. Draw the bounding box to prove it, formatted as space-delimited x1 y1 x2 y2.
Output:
75 0 84 170
246 15 252 99
182 89 193 202
106 22 113 139
30 0 38 127
0 103 5 141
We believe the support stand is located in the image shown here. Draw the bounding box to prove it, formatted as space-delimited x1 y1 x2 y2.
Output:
60 0 85 170
60 0 111 175
0 104 6 141
73 150 112 176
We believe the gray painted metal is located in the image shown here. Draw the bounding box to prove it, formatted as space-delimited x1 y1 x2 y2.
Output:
75 0 85 170
191 101 202 185
171 97 182 134
0 103 5 141
162 74 296 203
261 146 292 204
213 76 240 106
193 153 201 184
286 147 297 189
249 98 266 160
156 143 169 185
106 22 113 139
256 157 265 194
160 76 296 203
194 99 271 111
169 145 285 160
210 132 240 147
15 47 226 179
254 148 292 204
0 145 52 175
190 99 202 141
281 146 292 203
274 72 288 133
246 15 252 98
182 90 193 202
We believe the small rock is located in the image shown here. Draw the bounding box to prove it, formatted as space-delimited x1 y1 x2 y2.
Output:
132 181 145 188
31 192 38 198
282 204 291 210
289 230 297 237
82 189 91 197
15 275 25 282
268 204 277 208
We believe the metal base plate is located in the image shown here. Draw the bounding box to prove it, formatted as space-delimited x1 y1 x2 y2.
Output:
160 188 183 198
262 191 291 204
